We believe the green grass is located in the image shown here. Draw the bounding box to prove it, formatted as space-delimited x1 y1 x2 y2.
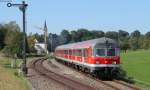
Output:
121 50 150 89
0 54 31 90
1 51 150 89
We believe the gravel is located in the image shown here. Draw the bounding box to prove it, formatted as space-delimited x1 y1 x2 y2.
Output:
43 59 114 90
27 58 136 90
27 63 73 90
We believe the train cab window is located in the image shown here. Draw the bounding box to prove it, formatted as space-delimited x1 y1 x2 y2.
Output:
107 48 115 56
96 49 105 56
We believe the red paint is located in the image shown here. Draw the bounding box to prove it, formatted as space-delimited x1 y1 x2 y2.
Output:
54 47 120 66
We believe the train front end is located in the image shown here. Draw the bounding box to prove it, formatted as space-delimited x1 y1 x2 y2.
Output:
91 39 120 79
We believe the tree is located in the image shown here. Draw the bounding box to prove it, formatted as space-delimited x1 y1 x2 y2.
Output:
0 25 6 49
145 31 150 38
129 38 138 50
2 21 23 68
120 39 130 52
48 33 60 52
118 30 130 52
33 33 44 43
70 30 79 42
131 30 141 38
59 30 71 44
118 30 129 40
27 34 36 53
142 32 150 49
91 30 105 38
129 30 141 50
77 28 93 41
105 31 118 40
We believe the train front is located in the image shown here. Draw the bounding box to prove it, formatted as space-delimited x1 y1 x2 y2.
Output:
92 39 120 79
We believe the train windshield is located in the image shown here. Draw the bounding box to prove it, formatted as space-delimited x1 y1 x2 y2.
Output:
107 48 115 56
96 48 119 57
96 49 105 56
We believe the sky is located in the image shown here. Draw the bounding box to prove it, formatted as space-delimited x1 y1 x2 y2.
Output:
0 0 150 35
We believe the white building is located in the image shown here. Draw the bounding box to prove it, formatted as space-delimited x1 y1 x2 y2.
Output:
34 39 48 54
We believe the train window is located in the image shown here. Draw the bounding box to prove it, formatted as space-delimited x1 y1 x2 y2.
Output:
64 50 68 54
96 49 105 56
75 49 82 56
73 49 75 55
78 50 82 56
83 49 88 57
74 50 77 56
107 48 115 56
69 50 72 55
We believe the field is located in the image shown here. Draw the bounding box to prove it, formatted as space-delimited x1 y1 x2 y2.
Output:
0 50 150 89
0 54 30 90
121 50 150 89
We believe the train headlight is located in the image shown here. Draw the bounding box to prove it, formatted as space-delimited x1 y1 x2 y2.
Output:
96 61 99 64
112 61 117 64
104 60 108 64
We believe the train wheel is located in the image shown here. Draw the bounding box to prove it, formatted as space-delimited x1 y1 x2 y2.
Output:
112 69 122 80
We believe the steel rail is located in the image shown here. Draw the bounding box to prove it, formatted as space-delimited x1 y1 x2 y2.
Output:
30 58 95 90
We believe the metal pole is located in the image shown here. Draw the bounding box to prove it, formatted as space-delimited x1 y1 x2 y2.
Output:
22 1 27 75
23 1 26 66
7 1 28 75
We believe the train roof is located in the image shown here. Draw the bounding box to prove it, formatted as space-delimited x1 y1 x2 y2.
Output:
55 37 118 50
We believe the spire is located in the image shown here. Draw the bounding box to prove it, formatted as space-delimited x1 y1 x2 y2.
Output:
44 20 47 32
43 20 48 54
44 20 48 37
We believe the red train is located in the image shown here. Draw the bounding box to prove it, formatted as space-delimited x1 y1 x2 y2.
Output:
54 37 120 79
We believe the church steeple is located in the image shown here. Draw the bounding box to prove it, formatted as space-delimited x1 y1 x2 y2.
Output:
44 20 48 36
43 20 48 54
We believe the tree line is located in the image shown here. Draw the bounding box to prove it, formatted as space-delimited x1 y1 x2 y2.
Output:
0 21 150 57
48 29 150 52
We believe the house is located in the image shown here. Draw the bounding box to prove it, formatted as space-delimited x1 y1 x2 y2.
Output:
34 39 48 54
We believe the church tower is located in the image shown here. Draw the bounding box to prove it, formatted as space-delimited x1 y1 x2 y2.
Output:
44 20 48 54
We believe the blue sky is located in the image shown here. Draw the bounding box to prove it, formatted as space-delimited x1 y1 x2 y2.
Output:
0 0 150 34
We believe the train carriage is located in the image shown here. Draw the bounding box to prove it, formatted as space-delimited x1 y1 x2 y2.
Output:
54 37 120 78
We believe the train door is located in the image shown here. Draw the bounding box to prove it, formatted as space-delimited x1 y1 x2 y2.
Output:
82 49 85 64
82 48 88 64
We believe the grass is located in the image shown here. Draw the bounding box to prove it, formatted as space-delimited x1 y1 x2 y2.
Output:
121 50 150 89
0 50 149 89
0 54 30 90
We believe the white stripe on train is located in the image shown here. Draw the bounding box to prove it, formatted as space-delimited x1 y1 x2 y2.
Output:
55 56 120 68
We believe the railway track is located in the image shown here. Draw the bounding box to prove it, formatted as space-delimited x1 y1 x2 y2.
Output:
55 59 141 90
113 80 141 90
88 75 140 90
30 58 95 90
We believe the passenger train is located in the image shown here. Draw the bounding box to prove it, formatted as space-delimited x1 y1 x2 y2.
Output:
54 37 120 79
